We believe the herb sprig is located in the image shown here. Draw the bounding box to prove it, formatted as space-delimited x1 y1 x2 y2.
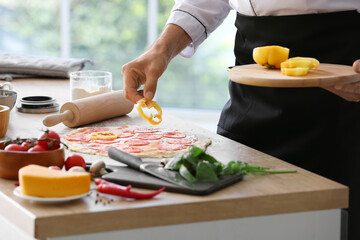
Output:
165 146 297 183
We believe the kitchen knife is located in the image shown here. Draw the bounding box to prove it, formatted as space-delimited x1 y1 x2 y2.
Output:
107 147 194 189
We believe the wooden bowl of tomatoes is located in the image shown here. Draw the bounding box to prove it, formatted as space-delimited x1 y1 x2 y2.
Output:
0 130 65 180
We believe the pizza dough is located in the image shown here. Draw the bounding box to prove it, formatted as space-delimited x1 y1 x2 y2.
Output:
62 126 212 158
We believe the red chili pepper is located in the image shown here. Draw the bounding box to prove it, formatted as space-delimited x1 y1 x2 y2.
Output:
97 182 165 200
94 178 105 185
94 178 132 191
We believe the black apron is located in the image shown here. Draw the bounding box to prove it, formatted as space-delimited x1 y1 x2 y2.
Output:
217 10 360 239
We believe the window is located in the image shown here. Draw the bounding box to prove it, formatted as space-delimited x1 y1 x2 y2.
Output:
0 0 235 111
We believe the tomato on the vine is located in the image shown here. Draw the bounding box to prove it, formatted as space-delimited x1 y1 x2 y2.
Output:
4 144 25 152
21 141 35 151
28 145 47 152
37 130 61 150
65 154 86 171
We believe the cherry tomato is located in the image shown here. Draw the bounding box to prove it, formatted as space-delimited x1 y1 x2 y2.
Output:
4 143 25 152
37 130 61 150
21 141 35 151
48 166 61 171
28 145 47 152
65 154 86 171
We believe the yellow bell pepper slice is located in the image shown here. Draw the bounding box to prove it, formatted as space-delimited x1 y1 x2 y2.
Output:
281 57 319 69
281 60 312 69
253 45 290 69
136 98 162 125
281 57 319 76
281 67 309 76
89 131 118 140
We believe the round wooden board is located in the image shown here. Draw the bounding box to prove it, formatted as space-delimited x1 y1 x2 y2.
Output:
228 63 360 87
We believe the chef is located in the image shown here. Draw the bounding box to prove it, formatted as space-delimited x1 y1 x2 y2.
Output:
121 1 360 238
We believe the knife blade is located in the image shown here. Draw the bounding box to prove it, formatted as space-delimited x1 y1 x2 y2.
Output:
107 147 194 189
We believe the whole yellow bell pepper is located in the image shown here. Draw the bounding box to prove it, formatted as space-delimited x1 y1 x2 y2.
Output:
253 45 290 69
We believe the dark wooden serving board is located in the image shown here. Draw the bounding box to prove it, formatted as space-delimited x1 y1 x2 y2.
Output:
102 165 243 195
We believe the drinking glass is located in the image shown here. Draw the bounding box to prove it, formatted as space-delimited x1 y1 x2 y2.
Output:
70 70 112 101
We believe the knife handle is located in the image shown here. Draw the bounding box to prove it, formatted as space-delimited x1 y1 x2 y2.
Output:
107 147 142 170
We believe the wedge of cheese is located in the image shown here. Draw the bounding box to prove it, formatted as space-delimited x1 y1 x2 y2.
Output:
19 164 91 197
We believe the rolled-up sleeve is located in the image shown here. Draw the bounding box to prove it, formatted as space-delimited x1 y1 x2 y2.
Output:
166 0 232 58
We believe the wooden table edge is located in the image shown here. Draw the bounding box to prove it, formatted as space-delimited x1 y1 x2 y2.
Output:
33 185 348 239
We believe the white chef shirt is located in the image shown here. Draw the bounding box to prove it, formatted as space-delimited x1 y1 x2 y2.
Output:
166 0 360 57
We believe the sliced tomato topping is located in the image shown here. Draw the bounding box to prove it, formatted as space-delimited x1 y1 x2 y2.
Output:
91 128 110 133
62 135 91 142
78 127 110 134
117 146 143 153
134 127 160 133
86 143 111 152
123 139 150 146
116 131 135 138
163 131 186 139
164 138 192 145
92 138 122 144
137 133 163 140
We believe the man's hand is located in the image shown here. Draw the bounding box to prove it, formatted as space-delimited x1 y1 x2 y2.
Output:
322 59 360 102
121 24 192 104
122 48 168 103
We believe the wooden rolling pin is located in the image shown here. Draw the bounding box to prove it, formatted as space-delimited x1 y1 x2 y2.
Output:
43 90 134 127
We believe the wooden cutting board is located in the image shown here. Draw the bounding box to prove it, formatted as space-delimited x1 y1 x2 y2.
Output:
228 63 360 87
